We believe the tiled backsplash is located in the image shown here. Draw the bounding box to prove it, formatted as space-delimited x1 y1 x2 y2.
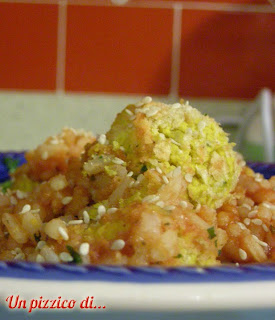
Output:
0 0 274 98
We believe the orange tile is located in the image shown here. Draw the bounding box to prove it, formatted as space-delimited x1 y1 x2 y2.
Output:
0 3 58 91
65 6 173 94
179 11 275 98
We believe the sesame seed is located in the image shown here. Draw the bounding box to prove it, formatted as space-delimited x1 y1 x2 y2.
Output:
186 101 189 106
243 218 251 226
125 109 133 116
171 103 181 109
62 196 73 205
135 106 149 114
241 204 251 210
156 167 162 174
186 128 193 135
262 202 273 209
238 222 246 230
19 204 31 214
36 241 46 250
195 203 201 212
127 171 133 177
252 235 268 247
59 252 73 262
255 178 262 182
162 176 169 184
180 201 188 208
79 243 90 256
136 96 152 107
83 211 90 224
112 157 125 165
159 133 165 140
41 151 49 160
111 239 125 251
164 205 176 211
68 220 83 225
171 139 180 146
50 177 66 191
198 121 206 131
50 139 59 145
240 160 246 167
143 96 152 104
248 210 258 218
58 227 69 241
239 248 247 260
129 181 135 187
120 146 125 152
156 201 165 208
262 224 269 232
107 208 118 214
259 240 268 248
146 107 159 117
142 195 160 203
235 263 240 267
252 218 263 226
97 205 106 219
185 173 193 183
36 254 45 263
14 253 25 260
16 190 27 199
98 134 106 145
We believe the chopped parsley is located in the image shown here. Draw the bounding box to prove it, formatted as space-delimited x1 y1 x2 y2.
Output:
164 222 170 226
207 226 216 239
140 164 148 173
270 225 275 234
174 253 183 259
0 180 12 193
34 232 41 243
214 239 218 248
66 245 82 264
218 250 221 256
3 157 19 174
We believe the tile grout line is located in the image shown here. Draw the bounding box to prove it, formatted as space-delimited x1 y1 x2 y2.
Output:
0 0 58 4
56 0 67 94
0 0 274 13
169 4 182 99
68 0 275 13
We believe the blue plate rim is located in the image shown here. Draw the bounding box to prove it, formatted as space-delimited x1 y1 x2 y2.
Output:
0 261 275 283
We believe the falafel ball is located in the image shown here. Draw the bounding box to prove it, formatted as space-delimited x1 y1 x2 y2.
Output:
106 100 241 208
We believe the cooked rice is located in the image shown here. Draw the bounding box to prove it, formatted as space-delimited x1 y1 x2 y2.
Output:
0 115 274 266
